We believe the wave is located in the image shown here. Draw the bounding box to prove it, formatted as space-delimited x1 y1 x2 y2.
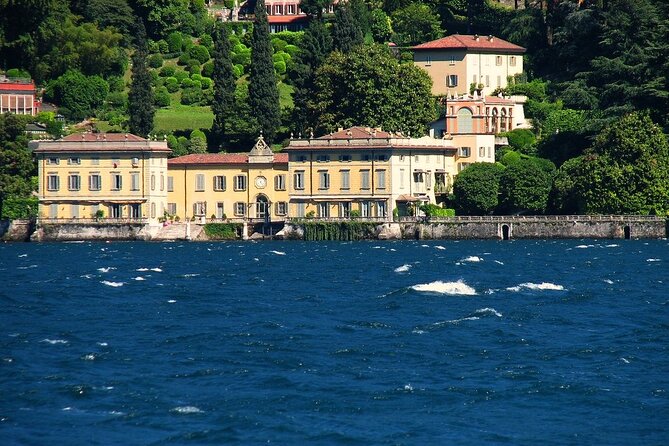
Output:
82 354 96 361
506 282 564 292
18 254 27 258
494 260 504 265
394 264 412 273
647 258 661 262
136 268 149 271
42 339 68 345
575 244 594 249
461 256 483 262
101 280 124 287
167 299 177 303
475 307 502 317
97 267 115 273
17 265 37 270
150 267 163 272
435 246 446 250
411 280 477 295
269 250 286 256
133 276 145 281
171 406 203 414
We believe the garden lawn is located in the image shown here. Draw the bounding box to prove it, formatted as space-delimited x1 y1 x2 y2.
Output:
154 104 214 133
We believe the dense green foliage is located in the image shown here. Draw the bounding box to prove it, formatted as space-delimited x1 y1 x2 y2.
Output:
302 221 379 241
419 204 455 218
128 21 155 137
453 162 505 215
499 159 554 215
210 24 236 150
45 70 109 121
204 223 241 239
332 3 364 52
0 114 35 217
1 197 38 219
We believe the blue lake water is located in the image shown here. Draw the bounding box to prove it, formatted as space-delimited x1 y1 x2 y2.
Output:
1 239 668 445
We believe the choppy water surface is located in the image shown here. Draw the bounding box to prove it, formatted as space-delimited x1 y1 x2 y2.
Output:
1 240 668 445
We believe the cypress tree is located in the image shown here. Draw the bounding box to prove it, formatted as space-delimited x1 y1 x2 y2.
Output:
128 19 155 138
332 3 364 53
248 0 281 143
211 23 236 151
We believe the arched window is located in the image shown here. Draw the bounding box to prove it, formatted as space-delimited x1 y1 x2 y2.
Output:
457 108 473 133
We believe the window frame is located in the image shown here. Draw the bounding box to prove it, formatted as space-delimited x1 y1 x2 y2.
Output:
233 175 247 191
213 175 226 192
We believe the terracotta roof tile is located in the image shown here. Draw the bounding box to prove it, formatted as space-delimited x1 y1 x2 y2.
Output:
61 133 147 142
413 34 525 53
319 126 396 140
168 152 288 166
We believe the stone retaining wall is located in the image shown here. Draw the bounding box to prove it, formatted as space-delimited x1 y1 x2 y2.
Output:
32 223 152 242
1 219 35 241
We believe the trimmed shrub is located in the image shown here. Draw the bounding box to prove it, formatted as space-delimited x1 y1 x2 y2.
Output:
190 73 203 82
159 65 176 77
174 70 189 82
181 77 195 88
165 78 180 93
157 39 169 53
201 61 214 78
154 86 170 107
232 50 251 67
187 60 201 73
166 32 183 53
274 60 286 75
1 197 38 219
233 64 244 77
284 44 300 58
177 53 191 65
148 40 160 53
188 45 210 64
271 38 288 52
148 53 163 69
6 68 31 79
198 34 213 52
181 87 203 105
204 223 241 240
200 77 212 89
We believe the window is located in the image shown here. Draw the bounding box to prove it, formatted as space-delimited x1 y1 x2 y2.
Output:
91 157 99 165
318 170 330 190
340 170 350 190
71 204 79 218
216 202 225 219
68 174 81 191
151 174 156 191
496 55 503 66
339 154 352 162
274 174 286 191
293 170 305 190
49 203 58 218
47 157 59 165
109 204 122 218
485 75 490 87
234 175 247 191
275 201 287 216
167 203 177 215
213 175 226 191
360 170 370 189
457 108 473 133
296 202 306 218
167 176 174 192
111 173 122 191
287 4 295 14
296 155 307 162
376 170 386 190
447 75 458 87
377 201 387 218
479 146 486 157
275 4 283 14
459 147 471 157
68 157 81 165
362 154 371 162
131 172 140 191
449 56 456 66
195 174 205 191
89 173 102 191
47 174 59 191
360 201 371 217
497 75 501 87
510 56 517 66
414 171 424 183
473 75 477 85
426 56 432 66
234 202 246 216
132 157 139 167
376 154 388 162
400 168 405 189
414 155 419 162
339 202 351 218
426 171 432 188
316 154 330 162
193 201 206 216
160 175 164 191
131 204 142 218
318 202 329 218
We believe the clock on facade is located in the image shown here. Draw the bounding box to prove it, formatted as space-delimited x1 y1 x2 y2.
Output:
255 176 267 189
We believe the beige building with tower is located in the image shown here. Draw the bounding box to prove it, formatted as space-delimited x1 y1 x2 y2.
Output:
413 34 525 97
166 136 289 224
33 133 170 224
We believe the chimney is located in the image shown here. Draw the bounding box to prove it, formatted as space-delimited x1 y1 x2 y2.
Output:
488 35 494 42
474 34 479 41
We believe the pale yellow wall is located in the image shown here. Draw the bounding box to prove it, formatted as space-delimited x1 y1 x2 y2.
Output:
167 163 289 222
450 134 496 171
465 53 524 96
36 150 168 222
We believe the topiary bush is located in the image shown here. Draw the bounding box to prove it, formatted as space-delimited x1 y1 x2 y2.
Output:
159 65 176 77
181 87 203 105
188 45 210 64
148 53 164 69
201 61 214 78
165 77 179 92
154 86 170 107
167 32 183 53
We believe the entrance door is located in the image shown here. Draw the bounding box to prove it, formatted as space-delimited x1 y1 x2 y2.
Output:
109 204 122 218
256 195 269 219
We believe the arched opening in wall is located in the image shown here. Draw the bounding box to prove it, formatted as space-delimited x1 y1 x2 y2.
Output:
624 225 631 240
255 194 269 220
491 108 499 134
502 224 510 240
457 108 473 133
501 108 508 132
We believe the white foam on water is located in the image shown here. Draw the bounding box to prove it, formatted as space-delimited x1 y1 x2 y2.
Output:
372 246 382 249
506 282 565 292
620 357 630 364
435 246 446 250
403 384 413 391
62 407 72 411
4 357 14 363
389 248 396 252
171 406 203 414
412 330 425 334
253 258 259 261
18 254 27 258
394 264 412 273
411 280 477 295
269 250 286 256
97 342 108 346
575 244 594 249
97 267 115 273
83 354 96 361
150 267 163 272
101 280 124 287
605 244 619 248
42 339 68 345
136 268 149 271
421 244 429 248
17 265 37 269
183 273 199 278
604 279 614 284
80 274 94 279
133 276 145 281
167 299 177 303
494 260 504 265
647 258 661 262
109 411 124 416
461 256 483 262
476 307 502 318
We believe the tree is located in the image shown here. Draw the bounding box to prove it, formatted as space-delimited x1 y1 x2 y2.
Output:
45 70 109 121
332 3 364 52
128 20 155 137
547 156 583 215
370 9 393 43
391 3 442 46
248 0 281 143
310 44 436 136
211 23 236 150
0 114 35 217
452 162 505 215
188 129 207 154
499 159 554 214
574 112 669 215
300 0 330 19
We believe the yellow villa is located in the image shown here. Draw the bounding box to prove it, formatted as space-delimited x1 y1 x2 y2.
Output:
167 136 289 224
33 133 170 224
284 127 459 220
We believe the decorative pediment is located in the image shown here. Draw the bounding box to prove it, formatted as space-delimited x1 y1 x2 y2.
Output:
248 134 274 163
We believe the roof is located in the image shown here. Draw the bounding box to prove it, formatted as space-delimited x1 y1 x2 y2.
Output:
0 79 36 92
61 133 147 142
412 34 526 54
168 152 288 166
33 132 170 153
319 126 397 140
268 15 307 24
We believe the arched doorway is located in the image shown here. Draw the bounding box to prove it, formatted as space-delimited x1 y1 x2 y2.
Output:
255 194 269 220
624 225 631 240
502 224 511 240
457 108 473 133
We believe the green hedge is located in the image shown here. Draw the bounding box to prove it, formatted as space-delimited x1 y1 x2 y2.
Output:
420 204 455 217
302 221 378 241
204 223 242 240
1 197 38 219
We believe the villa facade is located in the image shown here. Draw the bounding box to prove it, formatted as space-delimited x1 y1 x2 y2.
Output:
0 76 40 116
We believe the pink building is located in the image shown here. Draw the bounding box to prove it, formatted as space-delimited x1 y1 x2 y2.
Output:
0 76 40 116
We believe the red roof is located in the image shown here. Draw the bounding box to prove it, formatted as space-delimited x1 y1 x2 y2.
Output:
319 126 396 140
413 34 525 54
0 80 36 92
168 152 288 166
61 133 147 142
268 15 307 24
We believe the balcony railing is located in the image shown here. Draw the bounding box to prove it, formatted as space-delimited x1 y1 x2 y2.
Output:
39 217 149 224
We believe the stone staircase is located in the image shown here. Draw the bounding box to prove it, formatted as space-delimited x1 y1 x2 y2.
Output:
151 222 204 241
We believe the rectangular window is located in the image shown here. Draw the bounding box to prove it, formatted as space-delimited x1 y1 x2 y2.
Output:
71 204 79 218
49 203 58 218
425 56 432 66
318 202 329 218
167 176 174 192
376 169 386 190
362 154 371 162
151 174 156 191
131 172 140 191
89 173 102 191
287 4 295 14
274 174 286 191
316 154 330 162
47 157 59 165
111 173 122 191
149 203 155 218
293 170 305 190
510 56 517 66
297 155 307 162
360 201 371 217
318 170 330 190
68 157 81 165
234 175 247 191
68 174 81 191
234 202 246 216
448 75 458 87
167 203 177 215
193 201 206 216
376 154 388 162
296 202 306 218
339 154 352 162
195 173 205 191
360 170 370 189
216 202 225 219
213 175 226 191
340 170 350 190
426 171 432 189
459 147 471 157
414 171 424 183
160 175 164 191
479 146 486 157
449 56 456 66
497 75 501 87
473 75 477 85
400 168 405 189
275 201 287 216
485 75 490 87
377 201 387 218
496 55 503 66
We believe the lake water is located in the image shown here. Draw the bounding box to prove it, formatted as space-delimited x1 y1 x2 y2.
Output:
1 240 668 445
